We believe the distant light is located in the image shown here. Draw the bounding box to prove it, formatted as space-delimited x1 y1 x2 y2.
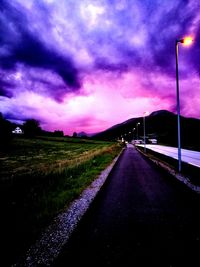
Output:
182 36 193 46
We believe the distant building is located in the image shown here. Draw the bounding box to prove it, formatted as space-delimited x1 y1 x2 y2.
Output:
12 127 23 134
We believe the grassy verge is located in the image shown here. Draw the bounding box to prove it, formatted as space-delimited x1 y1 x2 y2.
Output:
136 146 200 186
0 137 123 266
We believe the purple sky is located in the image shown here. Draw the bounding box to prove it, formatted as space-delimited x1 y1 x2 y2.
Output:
0 0 200 135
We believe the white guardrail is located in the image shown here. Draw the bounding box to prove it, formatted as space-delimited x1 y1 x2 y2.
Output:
136 144 200 168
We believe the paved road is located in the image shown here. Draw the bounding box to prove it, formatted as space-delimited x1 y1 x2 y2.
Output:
53 145 200 267
137 144 200 168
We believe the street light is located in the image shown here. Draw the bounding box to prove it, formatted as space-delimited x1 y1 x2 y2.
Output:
175 36 193 172
133 127 136 141
136 122 140 140
143 111 149 153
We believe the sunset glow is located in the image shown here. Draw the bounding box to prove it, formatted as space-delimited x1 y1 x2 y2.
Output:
0 0 200 135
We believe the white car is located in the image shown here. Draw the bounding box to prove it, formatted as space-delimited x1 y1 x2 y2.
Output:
134 140 143 144
148 139 157 144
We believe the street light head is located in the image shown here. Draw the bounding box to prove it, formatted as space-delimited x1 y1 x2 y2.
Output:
137 122 140 125
143 111 149 116
179 36 193 46
183 36 193 46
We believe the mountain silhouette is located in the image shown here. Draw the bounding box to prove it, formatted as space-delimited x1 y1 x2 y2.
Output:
93 110 200 150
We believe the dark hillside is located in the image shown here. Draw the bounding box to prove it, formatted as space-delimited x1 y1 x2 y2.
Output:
93 110 200 150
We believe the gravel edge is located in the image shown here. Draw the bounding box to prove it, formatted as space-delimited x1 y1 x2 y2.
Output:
13 148 124 267
136 147 200 194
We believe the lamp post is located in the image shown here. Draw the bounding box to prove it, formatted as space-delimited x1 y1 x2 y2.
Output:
133 128 136 141
175 36 193 172
143 112 149 153
136 122 140 140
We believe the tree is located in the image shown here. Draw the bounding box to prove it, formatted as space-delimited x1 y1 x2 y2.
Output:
23 119 41 137
72 132 77 138
0 113 13 147
53 130 64 137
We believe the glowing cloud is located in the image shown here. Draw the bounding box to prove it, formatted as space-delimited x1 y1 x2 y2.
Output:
0 0 200 134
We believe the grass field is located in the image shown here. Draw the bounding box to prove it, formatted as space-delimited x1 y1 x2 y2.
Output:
0 136 123 266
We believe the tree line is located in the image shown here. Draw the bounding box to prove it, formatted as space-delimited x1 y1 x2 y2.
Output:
0 113 64 147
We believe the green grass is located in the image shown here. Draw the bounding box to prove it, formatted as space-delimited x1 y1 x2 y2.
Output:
0 136 113 181
0 136 123 265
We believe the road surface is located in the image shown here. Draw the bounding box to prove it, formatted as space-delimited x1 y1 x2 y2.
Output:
53 145 200 266
137 144 200 168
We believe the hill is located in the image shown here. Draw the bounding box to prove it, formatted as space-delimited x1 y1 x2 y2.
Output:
93 110 200 150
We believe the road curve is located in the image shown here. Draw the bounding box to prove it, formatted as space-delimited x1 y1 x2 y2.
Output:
53 145 200 267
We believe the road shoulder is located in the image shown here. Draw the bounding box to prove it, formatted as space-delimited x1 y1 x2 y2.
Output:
14 148 125 267
136 146 200 194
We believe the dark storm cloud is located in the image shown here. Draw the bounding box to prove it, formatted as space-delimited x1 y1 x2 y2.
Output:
94 59 129 73
14 32 80 88
0 0 81 99
3 111 29 122
1 0 199 89
190 27 200 75
146 1 195 73
0 88 12 98
77 0 199 78
0 0 200 131
0 78 14 98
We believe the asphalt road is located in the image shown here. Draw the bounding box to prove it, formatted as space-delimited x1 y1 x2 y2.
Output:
137 144 200 168
53 145 200 267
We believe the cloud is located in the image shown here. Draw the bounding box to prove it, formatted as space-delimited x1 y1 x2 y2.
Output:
0 0 81 100
1 68 199 135
0 0 200 134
